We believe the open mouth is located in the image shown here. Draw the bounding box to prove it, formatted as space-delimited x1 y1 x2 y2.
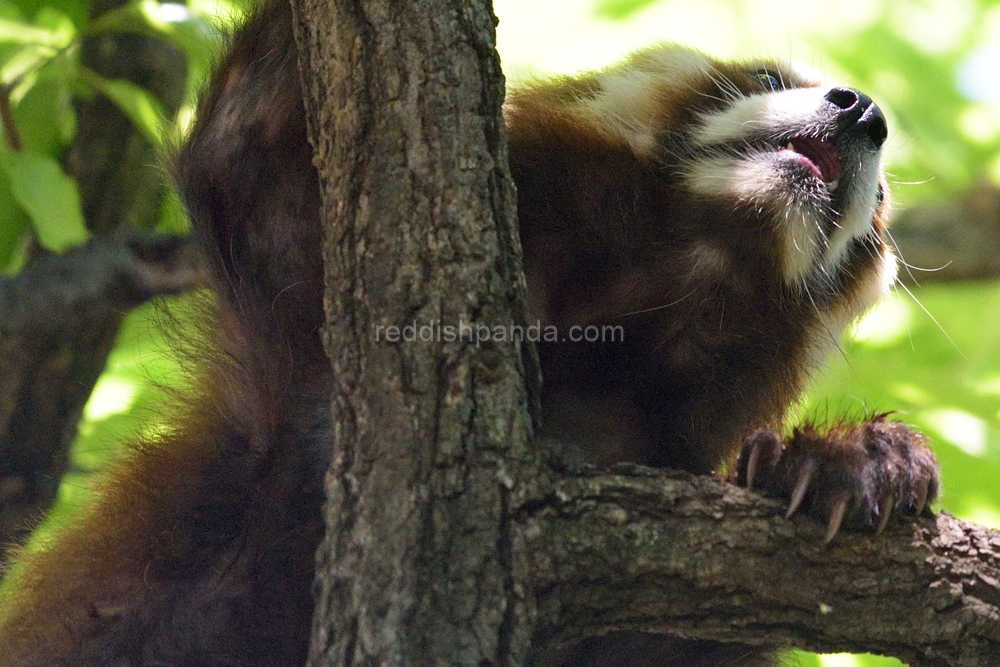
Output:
781 137 842 192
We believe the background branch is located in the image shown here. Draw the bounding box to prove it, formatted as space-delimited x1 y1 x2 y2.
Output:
0 231 203 340
893 180 1000 283
0 84 23 152
0 231 203 548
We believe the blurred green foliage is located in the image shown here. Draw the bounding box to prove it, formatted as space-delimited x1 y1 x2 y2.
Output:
496 0 1000 208
1 1 999 666
0 0 230 272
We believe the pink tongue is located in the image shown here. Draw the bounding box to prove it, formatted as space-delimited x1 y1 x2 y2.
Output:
792 137 842 183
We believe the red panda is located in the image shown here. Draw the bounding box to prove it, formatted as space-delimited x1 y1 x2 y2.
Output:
0 1 939 666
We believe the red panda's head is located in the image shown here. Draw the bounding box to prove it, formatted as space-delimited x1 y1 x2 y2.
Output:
507 46 895 367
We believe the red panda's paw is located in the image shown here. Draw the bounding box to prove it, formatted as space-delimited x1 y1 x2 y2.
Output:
730 416 939 542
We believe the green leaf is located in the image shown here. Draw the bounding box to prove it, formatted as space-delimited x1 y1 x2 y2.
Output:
86 74 167 146
0 17 64 46
0 150 86 251
2 43 51 85
14 71 77 154
0 9 76 89
0 164 30 272
4 0 87 29
594 0 658 20
0 8 74 47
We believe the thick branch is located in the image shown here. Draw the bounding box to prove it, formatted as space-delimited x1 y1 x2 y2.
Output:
522 467 1000 667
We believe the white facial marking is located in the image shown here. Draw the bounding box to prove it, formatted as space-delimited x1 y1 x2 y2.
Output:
857 244 899 313
820 161 882 275
578 46 712 158
692 87 830 147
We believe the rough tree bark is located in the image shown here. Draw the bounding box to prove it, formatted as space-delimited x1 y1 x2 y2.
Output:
0 0 200 550
290 0 539 664
525 468 1000 667
290 1 1000 666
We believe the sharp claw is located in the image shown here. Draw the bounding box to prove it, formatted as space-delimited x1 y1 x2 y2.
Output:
916 479 929 516
786 464 814 519
876 493 894 535
745 441 762 489
824 494 850 544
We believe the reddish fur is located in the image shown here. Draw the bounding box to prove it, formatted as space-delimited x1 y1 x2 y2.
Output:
0 2 937 666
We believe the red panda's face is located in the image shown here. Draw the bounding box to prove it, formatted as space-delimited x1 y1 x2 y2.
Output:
507 46 895 358
501 46 914 470
684 58 890 290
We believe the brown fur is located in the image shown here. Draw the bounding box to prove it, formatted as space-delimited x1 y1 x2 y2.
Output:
0 2 937 666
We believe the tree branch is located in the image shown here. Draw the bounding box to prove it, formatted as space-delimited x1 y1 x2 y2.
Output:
521 467 1000 667
0 231 203 340
0 84 23 152
893 180 1000 283
0 231 203 549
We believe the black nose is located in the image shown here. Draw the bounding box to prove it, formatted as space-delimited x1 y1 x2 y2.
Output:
825 87 888 149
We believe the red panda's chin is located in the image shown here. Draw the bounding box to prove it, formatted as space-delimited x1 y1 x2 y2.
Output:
683 147 884 289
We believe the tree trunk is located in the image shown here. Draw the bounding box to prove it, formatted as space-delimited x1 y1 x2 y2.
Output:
289 0 540 664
